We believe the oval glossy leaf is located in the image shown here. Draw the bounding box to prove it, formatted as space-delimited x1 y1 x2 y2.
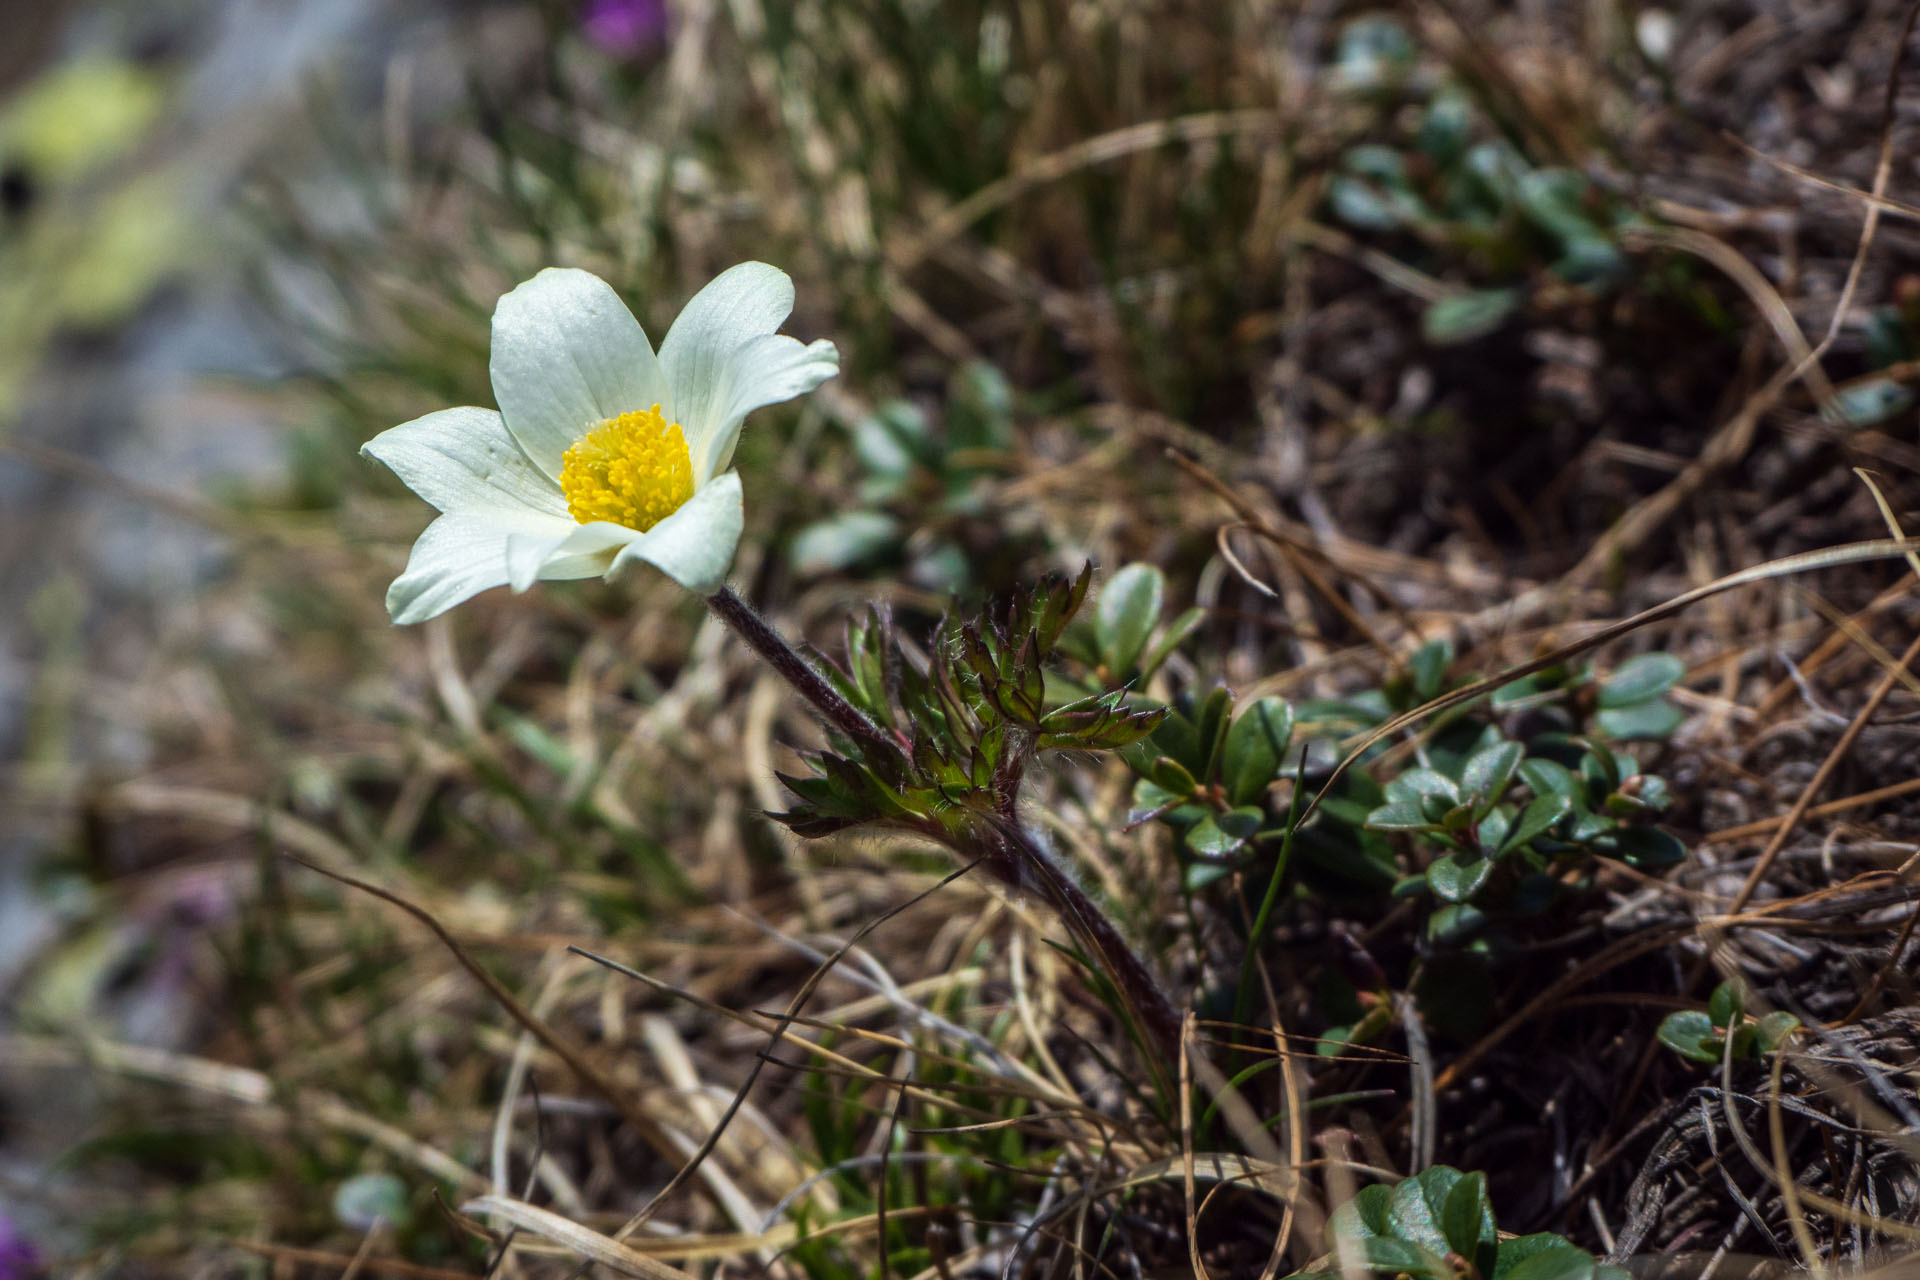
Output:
1386 768 1461 807
1148 755 1199 796
1518 758 1581 804
1423 289 1521 346
1825 376 1917 428
1476 805 1512 852
1184 861 1232 891
1366 800 1441 833
334 1172 410 1232
1428 853 1493 903
1138 606 1206 683
1331 1182 1395 1240
1095 563 1164 678
1409 638 1454 701
1656 1010 1720 1063
1356 1236 1452 1279
1598 653 1686 708
1461 740 1524 816
1494 1235 1592 1280
1185 806 1264 859
1147 708 1203 771
1500 1245 1596 1280
1195 685 1235 781
788 511 901 575
1387 1168 1459 1256
1755 1011 1800 1052
1427 903 1487 945
1224 697 1295 806
1501 791 1572 854
1440 1170 1497 1267
1595 700 1686 740
1610 825 1687 868
1707 980 1744 1030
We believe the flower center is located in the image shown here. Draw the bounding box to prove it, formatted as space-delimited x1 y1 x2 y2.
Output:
558 404 694 531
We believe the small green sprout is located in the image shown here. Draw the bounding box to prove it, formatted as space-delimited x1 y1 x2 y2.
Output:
1658 980 1802 1065
1289 1165 1632 1279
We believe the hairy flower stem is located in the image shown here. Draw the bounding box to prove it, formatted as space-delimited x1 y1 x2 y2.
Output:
707 587 906 763
709 587 1181 1064
975 814 1184 1064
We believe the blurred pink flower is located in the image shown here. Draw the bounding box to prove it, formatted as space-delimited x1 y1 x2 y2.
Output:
582 0 669 56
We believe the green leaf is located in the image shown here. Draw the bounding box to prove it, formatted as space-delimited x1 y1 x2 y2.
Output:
1491 673 1549 709
1137 605 1205 682
1595 700 1687 740
1708 980 1744 1030
1355 1236 1452 1278
1428 853 1492 903
788 511 901 575
1755 1011 1800 1052
1184 862 1232 891
1657 1010 1720 1063
1500 1245 1596 1280
1128 778 1186 822
1185 807 1264 860
1331 1183 1394 1240
1148 755 1200 796
333 1172 411 1232
1385 768 1461 807
1386 1168 1459 1256
1494 1235 1592 1280
1823 377 1916 429
1417 88 1474 165
1501 791 1572 854
1609 825 1687 868
1334 15 1416 90
1095 564 1164 678
1224 697 1295 806
1516 169 1604 242
851 401 926 481
1461 740 1524 817
1196 686 1236 783
1598 653 1686 707
1476 805 1512 851
1580 746 1621 794
947 361 1014 451
1147 707 1203 771
1366 801 1442 833
1519 758 1581 805
1440 1171 1497 1269
1329 175 1409 231
1427 903 1486 945
1410 638 1454 701
1423 289 1522 345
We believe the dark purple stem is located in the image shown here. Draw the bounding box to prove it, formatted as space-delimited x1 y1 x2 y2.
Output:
709 588 1181 1064
976 813 1184 1064
707 588 905 764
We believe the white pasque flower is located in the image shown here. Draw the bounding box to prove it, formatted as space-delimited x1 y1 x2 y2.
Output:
362 263 838 623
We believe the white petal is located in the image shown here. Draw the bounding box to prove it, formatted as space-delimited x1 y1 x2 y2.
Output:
503 521 638 592
386 510 576 625
489 268 672 479
608 471 744 596
657 262 833 482
362 407 566 518
684 333 840 486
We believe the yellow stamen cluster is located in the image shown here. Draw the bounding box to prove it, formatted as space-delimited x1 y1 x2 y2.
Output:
558 404 694 531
